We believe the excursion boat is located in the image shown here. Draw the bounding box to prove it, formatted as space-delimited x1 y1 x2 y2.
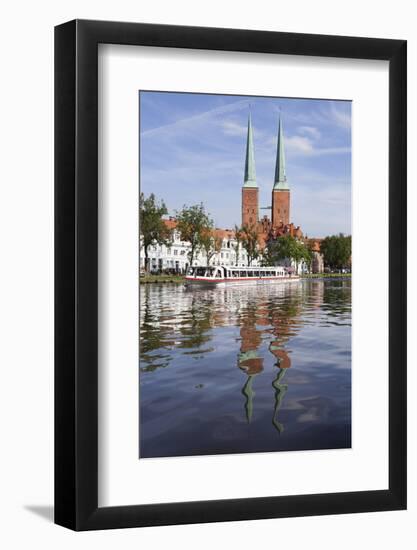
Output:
185 265 300 286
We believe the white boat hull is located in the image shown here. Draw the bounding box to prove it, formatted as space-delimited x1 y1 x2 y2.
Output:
185 276 300 287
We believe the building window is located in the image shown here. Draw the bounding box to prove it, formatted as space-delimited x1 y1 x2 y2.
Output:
174 249 178 256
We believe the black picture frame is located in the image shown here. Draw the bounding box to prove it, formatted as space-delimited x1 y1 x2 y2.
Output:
55 19 407 531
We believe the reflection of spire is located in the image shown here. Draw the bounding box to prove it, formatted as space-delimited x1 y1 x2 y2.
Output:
270 346 291 434
242 375 255 423
238 350 263 423
272 368 288 434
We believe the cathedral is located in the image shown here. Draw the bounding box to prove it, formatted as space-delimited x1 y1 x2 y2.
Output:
241 113 303 248
142 112 324 274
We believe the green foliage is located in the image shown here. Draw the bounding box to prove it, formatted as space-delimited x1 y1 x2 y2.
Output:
320 234 351 269
176 203 213 267
140 193 171 271
200 231 222 267
233 224 243 265
264 235 311 268
139 274 185 284
239 224 259 266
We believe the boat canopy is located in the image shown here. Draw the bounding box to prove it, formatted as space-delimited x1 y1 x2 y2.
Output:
187 265 289 278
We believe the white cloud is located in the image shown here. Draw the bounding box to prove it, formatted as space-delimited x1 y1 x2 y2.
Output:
221 120 247 137
329 102 351 130
141 99 249 138
286 135 314 154
298 125 321 139
287 101 351 132
285 135 350 157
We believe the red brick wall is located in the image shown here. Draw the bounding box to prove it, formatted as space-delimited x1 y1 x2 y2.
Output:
242 188 259 227
272 190 290 227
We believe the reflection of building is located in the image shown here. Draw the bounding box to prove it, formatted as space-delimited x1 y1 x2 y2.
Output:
237 304 264 423
235 287 297 426
140 113 324 273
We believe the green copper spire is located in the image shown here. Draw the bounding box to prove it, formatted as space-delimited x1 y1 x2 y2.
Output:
273 116 289 190
243 113 257 188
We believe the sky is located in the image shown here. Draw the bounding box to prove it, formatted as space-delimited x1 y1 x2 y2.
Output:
139 92 351 238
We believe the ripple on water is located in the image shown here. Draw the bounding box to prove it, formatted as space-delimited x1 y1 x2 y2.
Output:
139 279 352 457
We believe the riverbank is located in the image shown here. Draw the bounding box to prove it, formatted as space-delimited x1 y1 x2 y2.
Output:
140 272 351 283
140 274 185 284
302 273 351 278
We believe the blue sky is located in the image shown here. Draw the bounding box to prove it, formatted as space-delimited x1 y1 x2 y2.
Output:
139 92 351 238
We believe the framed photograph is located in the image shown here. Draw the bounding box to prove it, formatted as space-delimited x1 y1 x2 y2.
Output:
55 20 406 530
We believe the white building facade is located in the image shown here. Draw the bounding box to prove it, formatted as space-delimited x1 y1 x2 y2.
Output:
139 225 310 274
140 225 260 274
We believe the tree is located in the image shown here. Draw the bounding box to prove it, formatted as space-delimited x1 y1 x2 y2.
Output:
140 193 171 272
292 239 312 272
240 224 259 266
320 233 351 270
200 231 222 267
233 224 243 266
265 235 311 271
304 241 315 272
176 203 213 268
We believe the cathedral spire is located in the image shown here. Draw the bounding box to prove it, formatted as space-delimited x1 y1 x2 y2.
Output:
243 113 257 188
273 116 289 190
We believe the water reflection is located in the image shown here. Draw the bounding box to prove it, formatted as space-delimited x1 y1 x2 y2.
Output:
140 279 351 458
272 368 288 434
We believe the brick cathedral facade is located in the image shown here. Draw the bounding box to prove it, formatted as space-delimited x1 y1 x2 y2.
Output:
241 114 305 249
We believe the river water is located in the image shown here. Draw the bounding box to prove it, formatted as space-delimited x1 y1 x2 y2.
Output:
139 278 351 458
